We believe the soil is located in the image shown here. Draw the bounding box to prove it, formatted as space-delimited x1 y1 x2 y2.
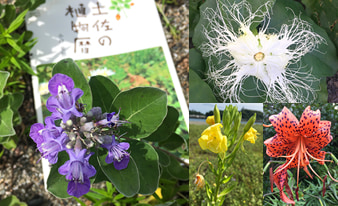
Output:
0 1 189 205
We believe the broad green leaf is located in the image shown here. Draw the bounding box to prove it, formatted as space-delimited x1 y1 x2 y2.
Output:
144 106 179 142
0 195 27 206
189 70 217 103
0 109 15 137
111 87 167 139
129 140 160 195
165 155 188 181
47 151 71 198
0 71 9 99
97 148 140 197
52 58 93 112
2 136 17 149
89 75 120 113
4 93 24 125
158 133 185 150
155 148 170 167
270 0 338 78
7 9 28 34
189 48 205 78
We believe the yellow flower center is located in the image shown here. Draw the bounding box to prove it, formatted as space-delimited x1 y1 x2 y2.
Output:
254 52 265 61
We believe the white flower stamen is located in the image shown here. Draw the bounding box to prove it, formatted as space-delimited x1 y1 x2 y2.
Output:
198 0 325 102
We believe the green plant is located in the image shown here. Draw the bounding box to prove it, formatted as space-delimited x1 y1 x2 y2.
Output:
31 59 188 204
0 71 24 152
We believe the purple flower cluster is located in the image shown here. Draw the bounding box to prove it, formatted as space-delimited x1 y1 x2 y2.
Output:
30 73 130 198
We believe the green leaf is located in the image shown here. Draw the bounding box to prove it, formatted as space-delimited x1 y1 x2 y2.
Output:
270 0 338 78
129 140 160 195
47 151 71 198
155 148 170 167
111 87 167 139
218 184 236 197
6 38 25 55
0 195 27 206
144 106 179 142
0 71 9 99
97 148 140 197
52 58 93 112
89 75 120 113
7 9 28 34
2 136 17 149
189 70 217 102
5 93 24 125
159 133 185 150
0 108 15 137
165 155 188 181
189 48 205 78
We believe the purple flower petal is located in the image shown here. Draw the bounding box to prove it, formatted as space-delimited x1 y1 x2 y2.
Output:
67 177 91 198
114 155 130 170
119 142 130 150
48 73 74 96
29 123 44 145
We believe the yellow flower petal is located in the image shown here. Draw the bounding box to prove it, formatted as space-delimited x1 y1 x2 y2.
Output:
206 115 215 125
244 127 258 144
198 123 228 153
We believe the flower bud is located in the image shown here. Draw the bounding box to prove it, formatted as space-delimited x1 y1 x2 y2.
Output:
194 174 205 190
66 140 75 149
213 104 221 124
68 132 76 141
66 119 73 127
243 113 256 135
80 117 87 124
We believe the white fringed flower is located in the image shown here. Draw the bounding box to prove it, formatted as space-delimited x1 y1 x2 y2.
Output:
199 0 325 102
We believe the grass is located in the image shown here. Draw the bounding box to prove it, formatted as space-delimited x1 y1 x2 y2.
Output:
189 123 263 206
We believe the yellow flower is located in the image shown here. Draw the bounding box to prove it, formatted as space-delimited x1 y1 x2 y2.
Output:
206 115 215 125
194 174 205 190
244 127 258 144
198 123 227 153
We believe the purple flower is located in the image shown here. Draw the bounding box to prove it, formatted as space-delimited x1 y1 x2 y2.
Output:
29 117 67 164
101 136 130 170
97 109 128 128
46 73 83 122
58 148 96 197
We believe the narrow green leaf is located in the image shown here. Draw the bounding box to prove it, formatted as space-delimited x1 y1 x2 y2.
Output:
7 9 28 34
144 106 179 142
97 148 140 197
52 58 93 112
129 140 160 195
89 75 120 113
218 184 236 197
9 57 22 69
111 87 167 139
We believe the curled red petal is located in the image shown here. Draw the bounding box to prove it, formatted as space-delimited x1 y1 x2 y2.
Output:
269 107 299 140
274 166 295 204
298 106 320 137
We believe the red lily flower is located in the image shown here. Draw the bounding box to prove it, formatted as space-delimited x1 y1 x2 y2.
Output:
264 106 332 204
